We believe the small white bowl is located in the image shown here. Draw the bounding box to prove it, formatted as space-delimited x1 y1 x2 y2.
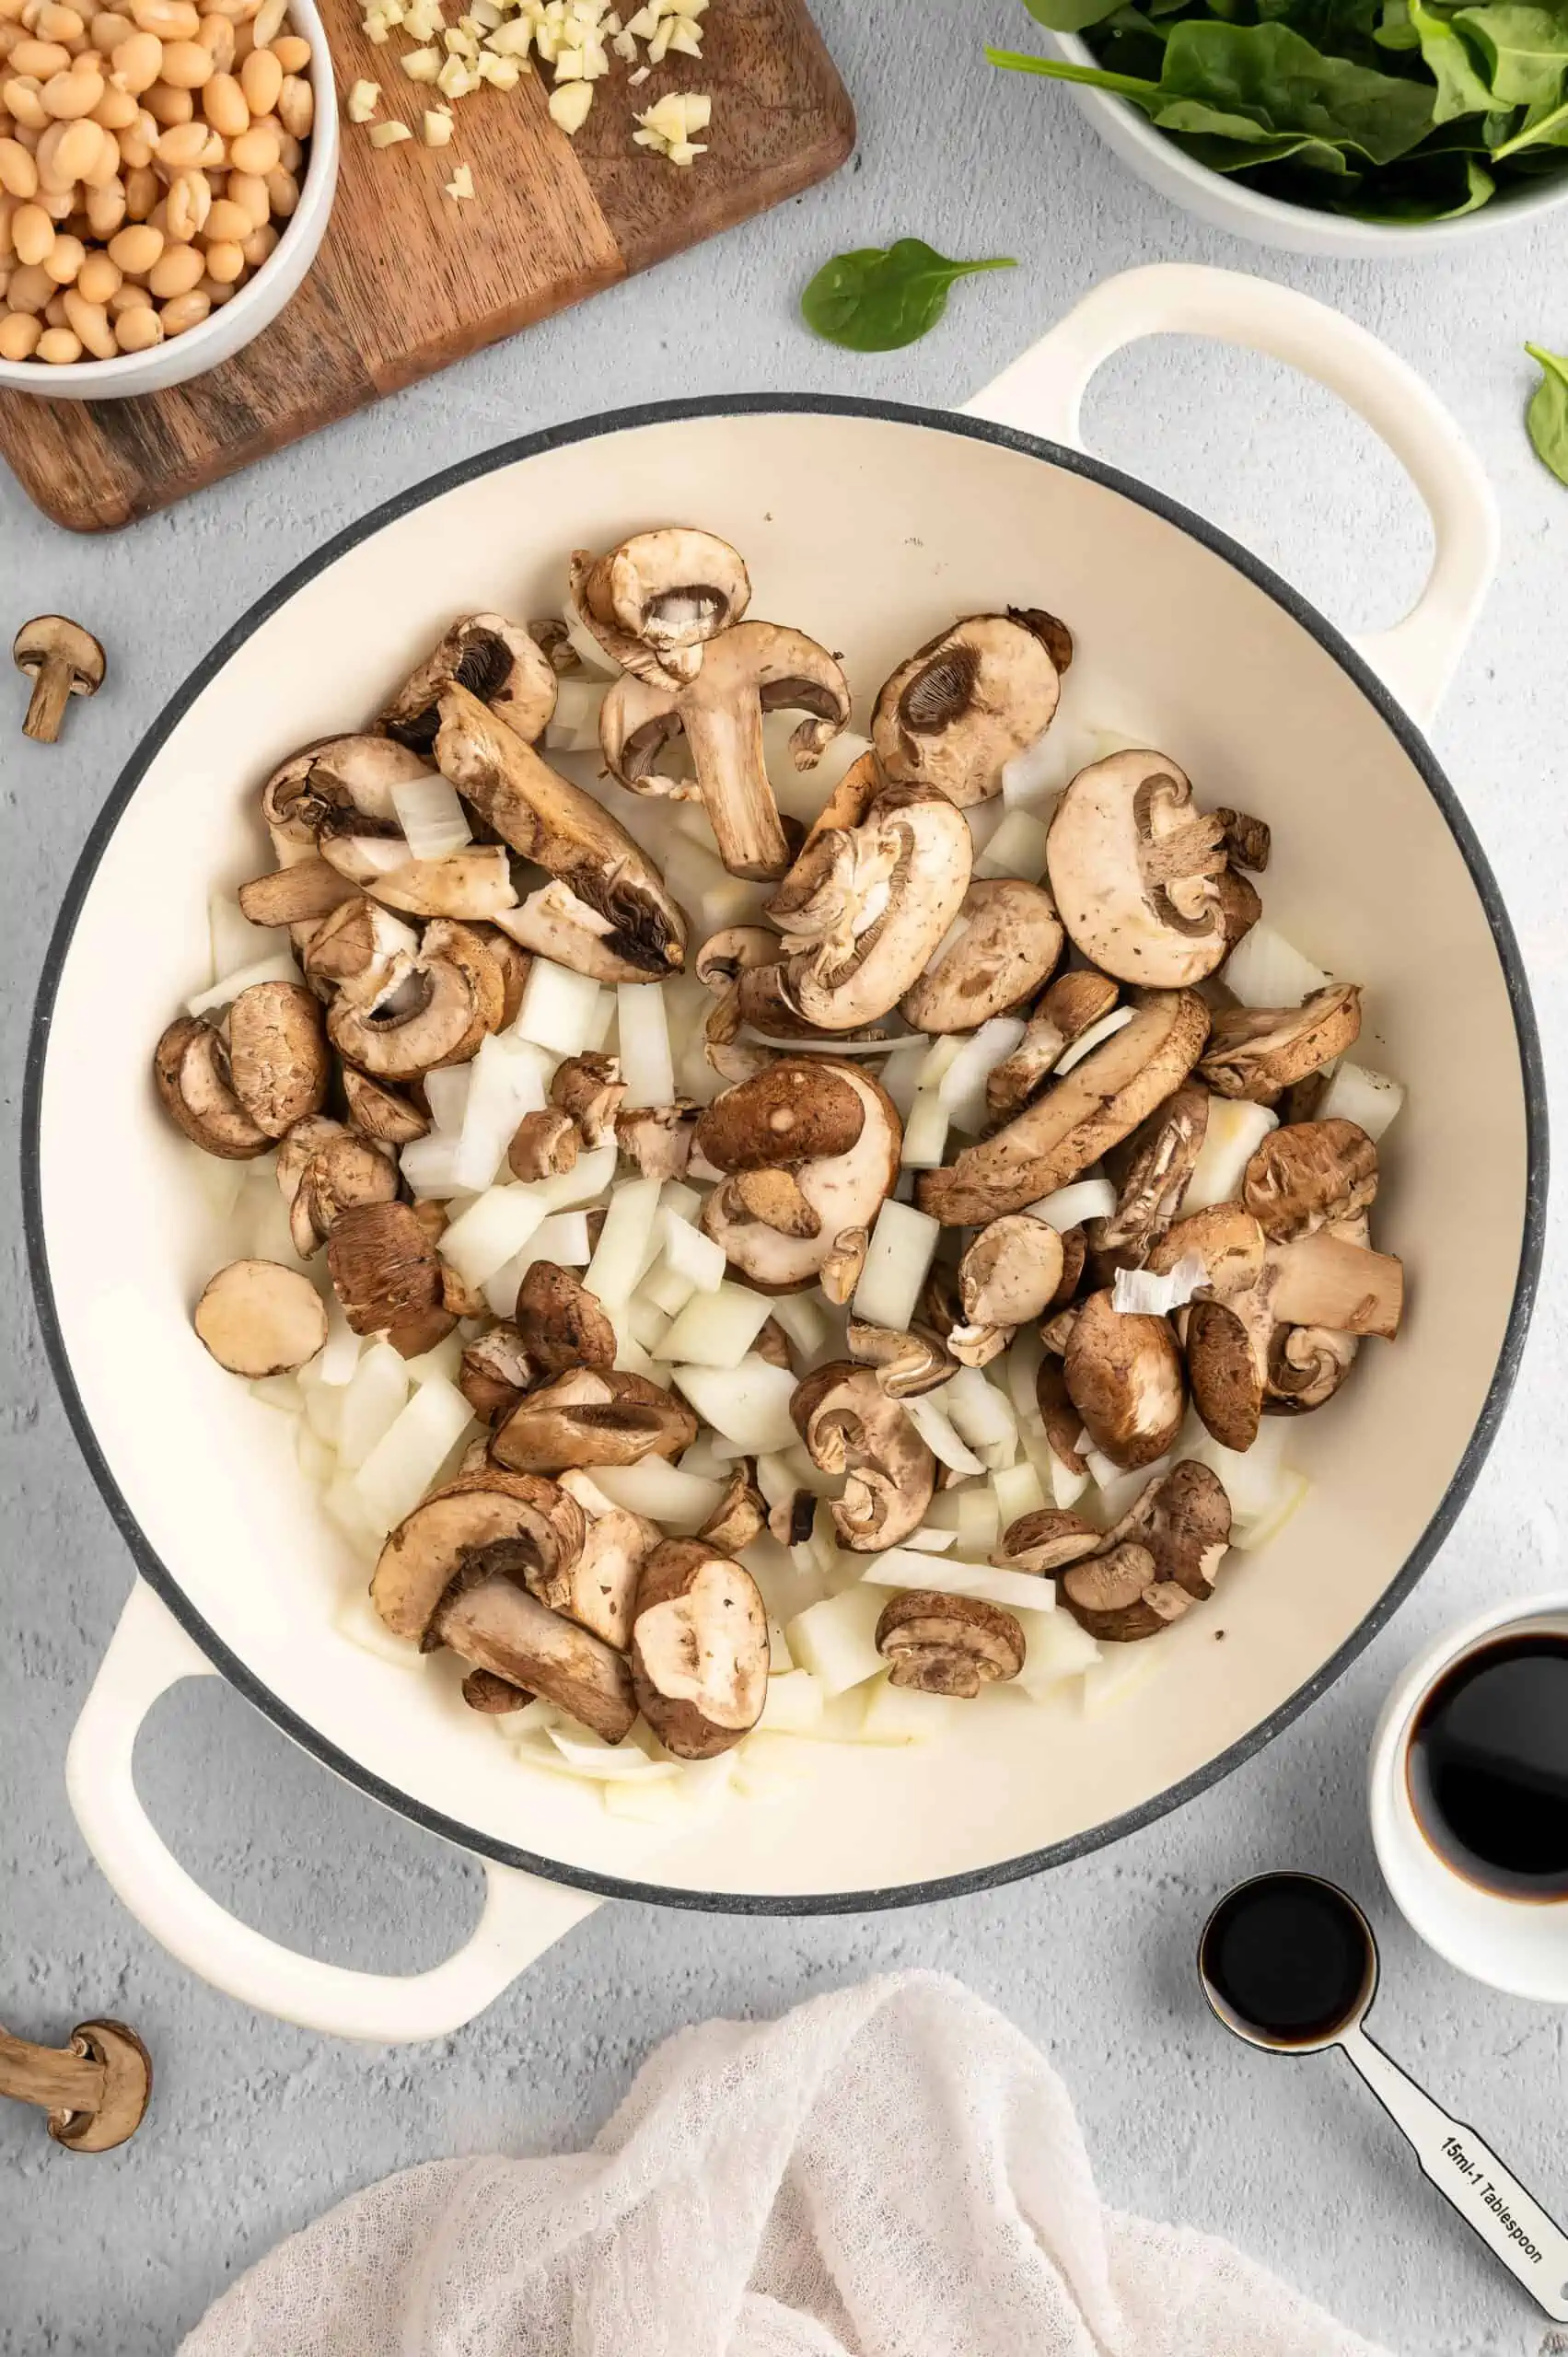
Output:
1042 29 1568 257
0 0 338 401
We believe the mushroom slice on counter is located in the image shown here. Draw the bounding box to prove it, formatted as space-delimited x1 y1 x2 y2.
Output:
1063 1288 1186 1471
871 610 1071 807
874 1591 1026 1697
984 970 1121 1127
514 1261 617 1374
599 620 851 880
697 1463 769 1554
381 613 558 752
328 919 503 1081
371 1468 587 1645
630 1538 770 1759
154 1016 271 1159
192 1259 327 1376
436 683 686 976
440 1578 637 1744
319 839 518 923
993 1507 1101 1575
227 981 331 1139
237 860 359 930
1199 986 1362 1104
570 528 751 683
615 1103 699 1182
507 1109 579 1183
1092 1086 1210 1267
846 1318 958 1399
342 1068 431 1146
458 1320 536 1424
790 1362 935 1551
917 990 1209 1226
899 878 1064 1035
696 1059 901 1290
327 1200 444 1337
1046 749 1231 988
550 1051 626 1146
490 1366 698 1474
261 735 431 857
742 784 974 1033
1242 1120 1378 1239
13 614 105 743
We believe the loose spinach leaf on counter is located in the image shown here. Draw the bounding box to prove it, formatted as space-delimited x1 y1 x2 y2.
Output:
1525 343 1568 486
800 242 1017 354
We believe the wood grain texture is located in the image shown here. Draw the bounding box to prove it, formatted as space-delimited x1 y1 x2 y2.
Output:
0 0 853 534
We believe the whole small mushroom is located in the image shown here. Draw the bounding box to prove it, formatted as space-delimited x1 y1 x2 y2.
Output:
874 1591 1025 1696
13 616 104 744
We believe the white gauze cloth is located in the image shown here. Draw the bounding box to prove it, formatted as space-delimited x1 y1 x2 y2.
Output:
180 1968 1393 2357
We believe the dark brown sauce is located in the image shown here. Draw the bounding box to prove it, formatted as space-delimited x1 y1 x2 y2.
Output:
1200 1874 1376 2049
1407 1632 1568 1902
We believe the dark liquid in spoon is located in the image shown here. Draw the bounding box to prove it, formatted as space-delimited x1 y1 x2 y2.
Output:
1407 1632 1568 1901
1200 1874 1376 2048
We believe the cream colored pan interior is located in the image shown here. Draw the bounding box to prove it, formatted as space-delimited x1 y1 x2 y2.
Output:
33 404 1537 1904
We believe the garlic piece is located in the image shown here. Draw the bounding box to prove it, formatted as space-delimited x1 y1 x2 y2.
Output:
346 76 382 118
367 116 413 144
420 103 453 141
548 76 593 130
444 159 475 197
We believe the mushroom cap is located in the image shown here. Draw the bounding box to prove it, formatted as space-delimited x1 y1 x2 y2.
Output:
1199 985 1362 1103
958 1213 1067 1330
371 1468 587 1645
697 1464 769 1554
436 1573 635 1744
790 1361 936 1550
289 1128 400 1255
13 612 105 686
982 970 1121 1128
1146 1202 1267 1296
615 1103 698 1182
227 981 331 1139
550 1051 625 1145
303 896 419 991
461 1668 533 1713
514 1262 617 1373
1266 1323 1359 1412
694 926 783 991
1034 1351 1086 1474
507 1108 579 1183
489 1366 698 1473
1267 1227 1402 1340
874 1590 1026 1695
1063 1288 1187 1470
572 529 751 680
154 1016 272 1159
917 989 1210 1225
1059 1540 1192 1643
1185 1297 1266 1451
192 1259 327 1377
629 1538 770 1759
1095 1086 1210 1263
899 878 1064 1035
872 610 1069 808
552 1469 662 1649
458 1321 536 1423
261 734 430 849
1242 1119 1378 1239
1112 1459 1232 1597
993 1506 1100 1574
327 1200 444 1336
237 858 360 931
381 613 558 752
1046 749 1231 989
845 1318 957 1399
328 922 502 1081
700 1061 901 1289
342 1066 431 1145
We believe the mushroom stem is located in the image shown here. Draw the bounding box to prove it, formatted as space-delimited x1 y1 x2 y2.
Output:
23 659 75 743
683 693 789 879
0 2017 151 2153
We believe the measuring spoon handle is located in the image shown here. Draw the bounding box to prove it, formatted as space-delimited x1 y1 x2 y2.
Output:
1339 2025 1568 2320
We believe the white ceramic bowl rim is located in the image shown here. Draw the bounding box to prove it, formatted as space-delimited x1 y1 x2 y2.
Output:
23 394 1550 1916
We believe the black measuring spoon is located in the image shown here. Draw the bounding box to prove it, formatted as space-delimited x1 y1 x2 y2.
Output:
1199 1872 1568 2320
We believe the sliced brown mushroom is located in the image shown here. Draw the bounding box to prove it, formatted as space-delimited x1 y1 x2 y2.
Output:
154 1016 271 1159
697 1061 900 1290
1145 1202 1268 1298
569 529 750 683
1091 1086 1210 1267
507 1109 579 1182
227 981 331 1138
513 1262 617 1375
790 1363 935 1551
550 1051 626 1146
436 684 686 974
820 1225 870 1306
1063 1288 1186 1470
629 1538 770 1759
984 970 1121 1126
697 1463 769 1553
752 1317 796 1373
529 618 577 676
494 880 679 988
1242 1119 1377 1239
1265 1322 1359 1413
993 1506 1101 1574
371 1468 587 1645
917 989 1209 1225
958 1214 1067 1332
237 860 359 930
615 1102 698 1182
327 1200 443 1336
327 919 503 1082
846 1318 957 1399
342 1066 430 1146
899 879 1064 1035
1045 750 1232 988
192 1259 327 1376
874 1590 1025 1696
1058 1542 1191 1643
1199 986 1362 1104
461 1668 533 1713
1214 807 1271 872
741 784 973 1032
599 621 851 880
318 839 518 923
1109 1459 1232 1598
13 615 105 743
302 897 418 993
261 735 431 859
1268 1227 1402 1339
871 610 1070 808
458 1321 535 1423
490 1366 697 1474
285 1128 400 1256
440 1578 636 1743
1215 868 1263 954
1035 1353 1086 1477
381 613 558 752
1183 1297 1267 1451
474 927 531 1028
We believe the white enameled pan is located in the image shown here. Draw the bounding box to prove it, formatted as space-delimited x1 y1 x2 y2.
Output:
27 266 1544 2042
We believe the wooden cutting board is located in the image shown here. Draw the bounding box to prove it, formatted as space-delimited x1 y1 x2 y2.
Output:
0 0 853 533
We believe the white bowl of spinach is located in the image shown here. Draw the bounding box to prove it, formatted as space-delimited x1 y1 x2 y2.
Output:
991 0 1568 250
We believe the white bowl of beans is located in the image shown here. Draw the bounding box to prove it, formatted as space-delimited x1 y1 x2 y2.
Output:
0 0 336 396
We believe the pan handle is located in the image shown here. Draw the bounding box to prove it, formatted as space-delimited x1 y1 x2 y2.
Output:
66 1582 599 2042
963 263 1498 727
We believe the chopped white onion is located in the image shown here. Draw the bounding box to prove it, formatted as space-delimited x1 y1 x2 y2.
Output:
1006 1324 1046 1433
514 958 604 1056
617 981 676 1109
937 1015 1028 1134
399 1132 468 1199
852 1200 940 1333
628 1296 673 1353
656 1280 772 1367
860 1678 962 1745
401 1329 466 1387
662 1211 726 1293
525 1209 592 1268
759 1669 827 1735
877 1040 928 1120
453 1034 550 1191
1183 1099 1278 1213
423 1064 472 1134
972 807 1051 881
900 1390 985 1477
992 1457 1046 1527
1053 1005 1133 1076
785 1585 886 1696
592 1457 723 1532
639 1260 698 1318
670 1355 799 1455
351 1375 472 1535
1181 1414 1289 1524
585 1175 663 1305
766 1290 828 1359
957 1483 1002 1553
539 1137 619 1211
390 772 472 862
920 913 968 978
1316 1060 1405 1143
185 949 299 1018
318 1292 362 1387
1005 1608 1098 1700
900 1525 958 1553
858 1552 1053 1617
1111 1252 1208 1317
1082 1647 1167 1717
1024 1177 1117 1230
999 726 1062 810
335 1341 412 1472
440 1185 550 1288
1222 921 1331 1010
942 1365 1017 1462
542 675 608 753
900 1090 952 1168
333 1587 424 1669
303 1378 345 1446
295 1422 336 1487
249 1371 303 1412
544 1721 679 1781
209 889 286 984
1230 1469 1311 1552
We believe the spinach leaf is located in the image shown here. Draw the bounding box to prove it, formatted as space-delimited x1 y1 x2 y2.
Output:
1020 0 1128 30
1374 0 1422 49
1454 3 1568 104
799 241 1016 354
1175 119 1360 162
1526 343 1568 485
1491 87 1568 148
1407 0 1497 115
1157 20 1436 154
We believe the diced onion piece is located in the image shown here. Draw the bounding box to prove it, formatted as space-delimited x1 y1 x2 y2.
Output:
628 1296 672 1353
401 1329 465 1387
785 1585 887 1696
972 807 1051 881
877 1040 928 1120
542 675 607 752
617 981 676 1109
852 1200 940 1333
913 1033 965 1094
943 1365 1017 1462
992 1457 1046 1527
900 1526 958 1552
859 1677 962 1744
1111 1252 1207 1317
1084 1455 1169 1524
1040 1435 1091 1511
544 1722 679 1782
611 1315 664 1386
937 1015 1028 1135
423 1064 472 1134
1317 1060 1404 1143
249 1371 303 1411
999 726 1062 810
731 1733 820 1801
759 1668 827 1735
540 1137 619 1211
397 1133 465 1201
899 1089 950 1170
671 1354 798 1454
662 1212 726 1293
295 1422 336 1486
700 874 773 940
185 949 298 1017
957 1483 1001 1553
333 1587 424 1669
901 1390 985 1477
454 1034 551 1191
390 772 471 862
319 1293 362 1387
1082 1646 1167 1716
322 1475 382 1560
335 1340 412 1472
351 1375 472 1534
1222 921 1330 1011
1182 1099 1278 1213
526 1210 592 1268
920 913 968 979
1231 1469 1311 1553
1024 1177 1117 1230
585 1175 664 1305
659 1180 703 1227
766 1289 828 1359
857 1551 1051 1616
303 1378 345 1446
514 958 604 1055
639 1260 698 1318
1053 1005 1132 1076
440 1186 550 1288
592 1457 722 1531
1013 1605 1098 1699
656 1279 772 1367
210 889 286 983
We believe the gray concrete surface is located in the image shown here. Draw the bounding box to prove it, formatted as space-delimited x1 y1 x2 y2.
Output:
4 1 1567 2347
